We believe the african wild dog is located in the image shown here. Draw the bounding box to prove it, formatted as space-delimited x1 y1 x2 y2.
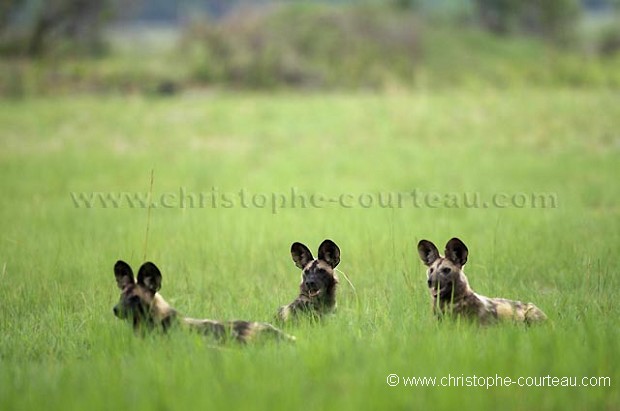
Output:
276 239 340 322
113 260 295 343
417 238 547 324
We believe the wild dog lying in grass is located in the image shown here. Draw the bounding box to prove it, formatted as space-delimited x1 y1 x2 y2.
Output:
113 260 295 343
417 238 547 325
277 240 340 322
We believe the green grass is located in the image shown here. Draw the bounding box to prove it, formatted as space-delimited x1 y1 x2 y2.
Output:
0 90 618 410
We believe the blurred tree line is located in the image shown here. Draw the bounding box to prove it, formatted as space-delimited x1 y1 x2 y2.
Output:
475 0 581 42
0 0 115 56
0 0 618 95
1 0 619 57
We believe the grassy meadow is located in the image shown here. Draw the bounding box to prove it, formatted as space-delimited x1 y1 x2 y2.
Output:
0 90 618 410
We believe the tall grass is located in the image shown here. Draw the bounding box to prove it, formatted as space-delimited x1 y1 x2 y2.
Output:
0 90 618 410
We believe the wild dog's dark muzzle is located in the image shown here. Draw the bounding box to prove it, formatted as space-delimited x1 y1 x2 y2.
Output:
303 278 322 298
113 301 135 319
305 280 317 290
113 304 124 318
427 274 453 299
427 273 439 289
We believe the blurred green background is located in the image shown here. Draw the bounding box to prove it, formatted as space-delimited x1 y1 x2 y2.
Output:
1 0 620 95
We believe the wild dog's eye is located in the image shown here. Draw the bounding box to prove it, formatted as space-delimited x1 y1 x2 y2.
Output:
429 268 434 273
441 267 451 274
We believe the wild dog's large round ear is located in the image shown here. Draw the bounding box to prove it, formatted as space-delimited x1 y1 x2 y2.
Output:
291 242 314 270
114 260 134 289
445 238 468 268
137 262 162 293
417 240 440 266
318 239 340 268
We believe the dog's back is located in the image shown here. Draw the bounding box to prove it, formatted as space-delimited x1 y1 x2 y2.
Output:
183 318 296 343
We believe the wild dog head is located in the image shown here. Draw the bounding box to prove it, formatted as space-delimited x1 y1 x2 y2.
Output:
113 260 173 331
291 239 340 304
417 238 471 302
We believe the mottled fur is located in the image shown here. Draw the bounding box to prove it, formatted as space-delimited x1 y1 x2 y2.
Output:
417 238 547 325
113 260 295 343
276 240 340 322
